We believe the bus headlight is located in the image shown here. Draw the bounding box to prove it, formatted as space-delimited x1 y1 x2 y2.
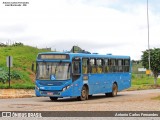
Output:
66 86 70 89
62 85 70 91
62 87 66 91
35 85 39 90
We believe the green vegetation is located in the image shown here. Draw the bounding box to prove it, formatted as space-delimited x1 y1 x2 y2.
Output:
142 48 160 84
129 61 160 90
0 45 50 89
128 74 160 91
152 96 160 100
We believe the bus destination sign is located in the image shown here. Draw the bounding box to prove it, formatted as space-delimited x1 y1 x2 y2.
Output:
39 54 69 60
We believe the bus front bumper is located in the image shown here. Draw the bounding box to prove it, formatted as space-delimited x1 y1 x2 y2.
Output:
35 85 73 97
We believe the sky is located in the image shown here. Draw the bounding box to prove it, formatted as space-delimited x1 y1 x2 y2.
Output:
0 0 160 60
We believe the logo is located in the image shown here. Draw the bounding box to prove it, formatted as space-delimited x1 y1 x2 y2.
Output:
1 112 42 118
50 75 56 80
48 84 53 86
2 112 11 117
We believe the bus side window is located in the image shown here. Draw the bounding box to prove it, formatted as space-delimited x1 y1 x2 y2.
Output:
97 59 103 73
90 59 96 73
72 57 81 81
104 59 109 73
73 62 81 74
112 59 116 72
82 58 89 74
124 59 130 72
108 59 115 72
118 59 123 72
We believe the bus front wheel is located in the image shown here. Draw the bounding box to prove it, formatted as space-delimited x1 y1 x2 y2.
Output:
78 86 88 101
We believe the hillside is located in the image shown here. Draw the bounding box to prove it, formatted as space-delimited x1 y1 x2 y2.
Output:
0 45 50 88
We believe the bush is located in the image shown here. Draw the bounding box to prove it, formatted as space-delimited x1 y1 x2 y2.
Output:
0 69 23 83
11 70 22 80
132 74 136 79
0 71 8 83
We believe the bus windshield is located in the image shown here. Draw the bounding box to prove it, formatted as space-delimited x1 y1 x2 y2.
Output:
36 62 71 80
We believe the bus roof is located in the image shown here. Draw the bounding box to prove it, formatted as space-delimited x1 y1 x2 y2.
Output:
38 52 130 59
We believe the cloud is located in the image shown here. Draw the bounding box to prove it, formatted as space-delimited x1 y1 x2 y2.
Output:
0 0 160 60
0 24 27 34
52 39 128 50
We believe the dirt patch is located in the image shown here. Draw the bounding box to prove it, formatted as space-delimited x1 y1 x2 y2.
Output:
0 89 35 99
27 69 36 83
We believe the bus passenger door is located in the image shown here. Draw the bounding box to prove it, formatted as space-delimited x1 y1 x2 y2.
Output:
72 57 82 96
82 58 91 92
82 58 100 94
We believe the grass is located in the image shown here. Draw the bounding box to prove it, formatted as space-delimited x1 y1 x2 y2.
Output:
0 45 50 89
0 46 49 69
0 71 35 89
131 74 160 101
130 62 160 90
128 74 160 91
152 96 160 100
0 83 35 89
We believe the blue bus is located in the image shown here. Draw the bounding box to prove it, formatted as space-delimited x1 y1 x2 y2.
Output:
35 51 131 101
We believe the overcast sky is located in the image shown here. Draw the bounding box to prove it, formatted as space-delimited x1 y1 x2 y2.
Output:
0 0 160 60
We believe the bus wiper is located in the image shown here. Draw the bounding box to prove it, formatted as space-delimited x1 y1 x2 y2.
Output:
52 62 60 80
50 63 58 80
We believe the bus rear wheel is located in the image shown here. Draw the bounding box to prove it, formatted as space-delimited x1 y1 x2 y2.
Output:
111 83 118 97
78 86 88 101
105 83 118 97
50 97 58 101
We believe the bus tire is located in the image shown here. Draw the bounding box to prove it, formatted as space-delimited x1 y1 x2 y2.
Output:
105 93 110 97
88 95 92 98
78 86 88 101
111 83 118 97
105 83 118 97
50 97 58 101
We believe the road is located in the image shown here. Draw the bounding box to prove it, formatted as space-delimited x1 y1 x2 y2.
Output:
0 89 160 119
0 89 160 111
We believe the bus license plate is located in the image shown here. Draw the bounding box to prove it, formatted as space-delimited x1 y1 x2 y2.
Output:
47 92 53 95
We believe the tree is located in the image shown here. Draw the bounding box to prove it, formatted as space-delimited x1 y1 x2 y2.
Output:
141 48 160 85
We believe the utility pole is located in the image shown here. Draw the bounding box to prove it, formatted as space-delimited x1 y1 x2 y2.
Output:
7 56 13 88
147 0 151 74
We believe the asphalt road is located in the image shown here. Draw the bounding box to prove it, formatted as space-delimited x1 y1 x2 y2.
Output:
0 89 160 111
